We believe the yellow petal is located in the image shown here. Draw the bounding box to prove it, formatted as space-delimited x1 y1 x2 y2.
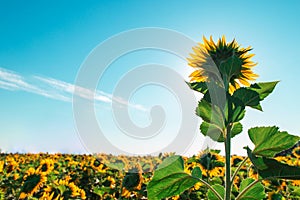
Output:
222 35 226 45
239 78 250 86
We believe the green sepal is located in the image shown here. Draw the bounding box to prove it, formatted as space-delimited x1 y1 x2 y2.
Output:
187 81 208 94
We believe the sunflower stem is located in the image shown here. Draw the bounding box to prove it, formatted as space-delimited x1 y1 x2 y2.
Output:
224 125 232 200
230 157 248 188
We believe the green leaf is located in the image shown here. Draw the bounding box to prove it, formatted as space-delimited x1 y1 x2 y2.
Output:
238 178 265 200
231 122 243 138
192 167 202 179
207 184 225 200
196 99 225 129
200 121 224 142
198 121 242 143
246 147 300 180
248 126 300 157
228 95 246 122
249 81 279 101
92 186 111 197
233 88 260 108
147 155 201 200
187 81 208 94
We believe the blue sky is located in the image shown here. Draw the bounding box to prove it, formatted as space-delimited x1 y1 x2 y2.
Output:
0 0 300 155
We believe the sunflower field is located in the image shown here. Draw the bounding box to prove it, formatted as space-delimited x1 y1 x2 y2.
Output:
0 144 299 200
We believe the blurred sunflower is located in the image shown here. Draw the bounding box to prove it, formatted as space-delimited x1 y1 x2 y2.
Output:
248 166 258 180
53 179 86 199
0 160 4 173
232 175 240 190
107 176 116 189
292 146 300 158
19 167 47 199
231 155 246 170
274 156 290 164
90 157 107 173
38 159 54 175
197 150 225 178
188 36 258 94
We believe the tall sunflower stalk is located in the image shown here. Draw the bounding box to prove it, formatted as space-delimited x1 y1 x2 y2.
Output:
188 36 258 200
147 36 300 200
189 36 258 200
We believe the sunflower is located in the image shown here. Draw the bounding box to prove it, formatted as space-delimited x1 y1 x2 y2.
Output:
38 159 54 175
292 146 300 158
196 150 225 178
231 155 246 169
121 187 132 198
107 176 116 189
90 157 107 173
188 36 258 94
248 166 258 180
19 167 47 199
39 191 55 200
53 179 86 199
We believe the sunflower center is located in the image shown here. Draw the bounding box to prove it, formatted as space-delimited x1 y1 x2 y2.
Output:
233 158 242 166
93 159 101 167
41 163 48 172
22 174 41 193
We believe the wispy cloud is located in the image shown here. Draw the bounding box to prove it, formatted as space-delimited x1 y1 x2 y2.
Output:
0 67 147 111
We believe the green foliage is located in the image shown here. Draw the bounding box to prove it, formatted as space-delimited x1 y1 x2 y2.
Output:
246 147 300 180
207 184 225 200
187 81 208 94
232 88 260 110
147 156 201 200
238 178 265 200
0 189 4 200
248 126 300 157
249 81 279 101
196 99 225 128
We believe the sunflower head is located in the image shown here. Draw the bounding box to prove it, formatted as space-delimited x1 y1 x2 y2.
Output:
20 167 47 198
196 150 225 177
188 36 258 94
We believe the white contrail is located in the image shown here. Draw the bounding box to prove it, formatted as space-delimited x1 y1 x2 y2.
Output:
0 67 147 111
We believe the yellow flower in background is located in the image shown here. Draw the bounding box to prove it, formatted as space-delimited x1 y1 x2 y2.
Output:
188 36 258 94
248 166 259 180
0 160 4 173
38 158 54 175
19 167 47 199
292 146 300 158
196 150 225 178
